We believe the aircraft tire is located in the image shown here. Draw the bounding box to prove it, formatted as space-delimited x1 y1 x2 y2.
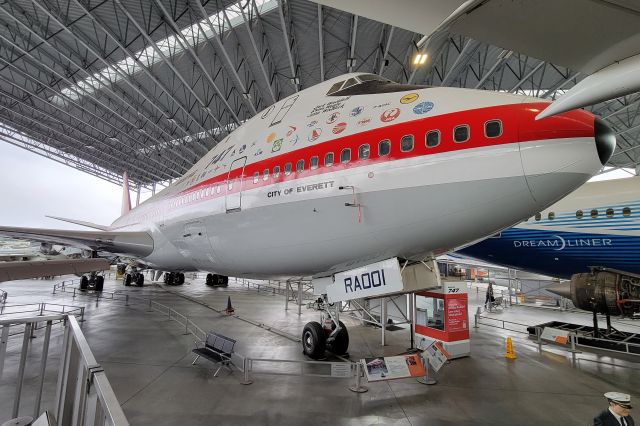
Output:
302 321 326 359
95 276 104 292
136 273 144 287
206 273 214 286
327 321 349 355
176 273 185 285
80 276 89 290
124 273 132 286
221 275 229 287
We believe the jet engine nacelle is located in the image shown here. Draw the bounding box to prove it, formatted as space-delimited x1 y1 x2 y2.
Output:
570 271 640 317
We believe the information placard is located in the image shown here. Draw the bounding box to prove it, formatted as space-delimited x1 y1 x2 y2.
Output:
423 341 449 372
362 354 426 382
541 327 570 345
330 362 353 378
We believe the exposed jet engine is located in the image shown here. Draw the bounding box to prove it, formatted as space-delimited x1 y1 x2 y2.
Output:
553 270 640 317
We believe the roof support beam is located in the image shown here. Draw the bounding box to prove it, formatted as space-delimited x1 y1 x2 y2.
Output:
277 0 299 92
317 4 324 82
348 15 358 73
440 39 481 87
509 61 545 93
474 50 512 89
191 0 258 115
378 26 395 76
151 0 241 125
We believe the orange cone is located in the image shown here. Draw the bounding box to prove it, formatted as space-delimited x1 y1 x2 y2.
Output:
505 337 517 359
224 296 235 315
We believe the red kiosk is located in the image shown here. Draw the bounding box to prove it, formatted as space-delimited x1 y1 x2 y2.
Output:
414 282 470 358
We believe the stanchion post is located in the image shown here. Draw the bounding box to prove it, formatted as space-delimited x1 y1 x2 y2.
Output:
537 327 543 353
474 307 481 329
184 316 190 335
125 295 129 306
241 357 253 385
349 361 368 393
417 356 437 385
148 298 153 312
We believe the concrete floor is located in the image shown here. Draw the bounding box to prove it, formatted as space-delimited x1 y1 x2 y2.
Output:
0 275 639 425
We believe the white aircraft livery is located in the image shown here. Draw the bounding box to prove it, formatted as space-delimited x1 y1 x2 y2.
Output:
0 73 615 356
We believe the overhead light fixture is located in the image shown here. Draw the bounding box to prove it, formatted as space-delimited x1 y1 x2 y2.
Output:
413 53 428 66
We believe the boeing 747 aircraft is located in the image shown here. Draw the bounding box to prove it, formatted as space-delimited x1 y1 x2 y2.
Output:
0 73 614 356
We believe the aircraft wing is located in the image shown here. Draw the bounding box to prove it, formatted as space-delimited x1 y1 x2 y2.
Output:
0 258 111 282
315 0 640 118
0 226 153 258
45 216 110 231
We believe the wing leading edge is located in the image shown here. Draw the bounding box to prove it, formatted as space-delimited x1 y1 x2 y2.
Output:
0 226 154 258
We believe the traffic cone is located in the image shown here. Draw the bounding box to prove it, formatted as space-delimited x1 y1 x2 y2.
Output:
224 296 235 315
505 337 517 359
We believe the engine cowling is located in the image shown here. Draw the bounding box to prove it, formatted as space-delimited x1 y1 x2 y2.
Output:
570 271 640 317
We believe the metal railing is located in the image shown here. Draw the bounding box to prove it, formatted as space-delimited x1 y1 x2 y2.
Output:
0 314 128 425
473 307 530 334
146 299 206 342
53 278 132 307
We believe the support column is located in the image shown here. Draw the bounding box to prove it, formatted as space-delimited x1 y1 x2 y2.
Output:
285 282 289 311
408 293 415 350
381 297 387 346
298 281 302 316
136 184 141 207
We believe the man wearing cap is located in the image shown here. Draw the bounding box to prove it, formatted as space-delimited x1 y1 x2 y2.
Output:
594 392 634 426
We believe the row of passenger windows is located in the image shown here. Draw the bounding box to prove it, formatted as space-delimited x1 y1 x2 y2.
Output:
534 207 632 221
251 120 503 183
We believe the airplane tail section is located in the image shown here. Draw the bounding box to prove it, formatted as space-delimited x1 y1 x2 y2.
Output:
122 171 132 216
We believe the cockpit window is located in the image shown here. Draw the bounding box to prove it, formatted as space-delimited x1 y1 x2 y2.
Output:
326 74 429 97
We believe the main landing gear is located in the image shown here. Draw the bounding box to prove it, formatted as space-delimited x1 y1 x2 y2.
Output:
79 272 104 292
205 273 228 287
302 300 349 360
123 270 145 287
163 272 185 286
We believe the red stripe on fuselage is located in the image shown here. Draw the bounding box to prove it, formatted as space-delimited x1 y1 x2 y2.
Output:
119 102 595 224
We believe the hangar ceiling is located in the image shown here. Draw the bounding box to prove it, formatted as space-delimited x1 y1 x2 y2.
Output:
0 0 637 191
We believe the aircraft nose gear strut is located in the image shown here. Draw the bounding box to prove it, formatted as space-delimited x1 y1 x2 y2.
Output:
302 296 349 359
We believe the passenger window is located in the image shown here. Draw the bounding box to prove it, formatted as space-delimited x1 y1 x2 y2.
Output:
590 209 598 218
623 207 631 217
284 163 292 176
263 169 269 181
341 148 351 163
454 125 470 143
253 172 259 184
400 135 414 152
216 185 221 194
548 212 555 220
324 152 334 167
576 210 583 219
606 208 614 218
273 166 280 178
485 120 502 138
296 159 305 173
425 130 440 148
378 140 390 156
228 180 233 190
205 187 211 197
310 156 319 170
359 144 370 160
534 213 541 221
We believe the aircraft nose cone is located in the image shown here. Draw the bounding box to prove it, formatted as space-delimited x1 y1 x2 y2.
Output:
594 118 616 166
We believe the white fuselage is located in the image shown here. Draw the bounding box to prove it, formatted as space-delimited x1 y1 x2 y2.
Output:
109 73 605 279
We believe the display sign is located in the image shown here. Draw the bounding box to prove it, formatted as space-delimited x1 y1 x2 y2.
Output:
362 354 426 382
423 341 450 372
327 258 404 302
330 362 353 378
541 327 570 345
446 298 468 332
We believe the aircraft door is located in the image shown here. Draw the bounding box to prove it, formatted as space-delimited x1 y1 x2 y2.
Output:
225 156 247 213
175 220 215 268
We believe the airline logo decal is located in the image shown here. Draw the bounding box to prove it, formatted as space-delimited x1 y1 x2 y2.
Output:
286 126 297 137
307 97 349 118
238 144 246 154
357 118 371 126
380 108 401 123
307 120 318 128
326 112 340 124
512 235 613 250
413 101 434 115
332 122 347 134
350 106 364 117
272 139 282 153
308 128 322 142
288 134 299 145
266 132 277 143
400 93 419 104
254 148 263 156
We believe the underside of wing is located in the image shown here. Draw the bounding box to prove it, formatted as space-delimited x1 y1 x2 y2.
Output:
0 258 111 282
0 226 154 258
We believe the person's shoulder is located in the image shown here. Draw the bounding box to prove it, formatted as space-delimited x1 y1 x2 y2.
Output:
592 410 615 425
